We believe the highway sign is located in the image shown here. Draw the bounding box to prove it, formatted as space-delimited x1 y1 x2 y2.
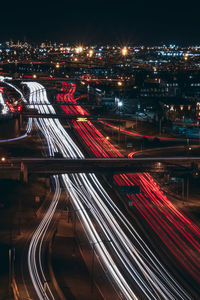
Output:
119 185 140 194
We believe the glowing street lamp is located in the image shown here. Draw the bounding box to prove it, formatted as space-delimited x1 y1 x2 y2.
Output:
184 53 189 61
122 47 128 56
89 50 94 57
117 81 123 86
76 46 83 54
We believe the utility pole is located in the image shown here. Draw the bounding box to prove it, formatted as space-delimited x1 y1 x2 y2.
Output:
9 249 12 297
182 178 184 200
187 176 189 201
118 122 120 145
90 243 95 294
159 119 162 136
90 239 112 294
43 281 48 300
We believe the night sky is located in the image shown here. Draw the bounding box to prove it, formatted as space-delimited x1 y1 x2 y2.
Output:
1 0 200 45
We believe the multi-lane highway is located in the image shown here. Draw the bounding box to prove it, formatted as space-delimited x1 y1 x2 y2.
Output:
12 80 193 300
2 78 198 299
57 82 200 297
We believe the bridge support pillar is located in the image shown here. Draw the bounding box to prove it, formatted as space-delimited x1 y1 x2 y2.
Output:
186 176 189 201
20 162 28 183
17 113 25 133
182 178 184 200
19 114 23 130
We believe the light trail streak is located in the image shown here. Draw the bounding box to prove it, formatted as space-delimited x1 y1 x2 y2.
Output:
0 87 9 115
57 82 89 116
0 80 32 142
28 175 61 300
98 120 200 142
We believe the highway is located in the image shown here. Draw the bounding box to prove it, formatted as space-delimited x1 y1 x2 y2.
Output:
11 80 192 300
26 81 137 299
56 82 200 297
28 174 61 300
57 82 89 116
2 79 197 299
98 120 200 142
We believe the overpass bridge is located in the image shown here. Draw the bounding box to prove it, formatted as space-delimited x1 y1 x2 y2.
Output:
20 111 131 123
1 157 199 182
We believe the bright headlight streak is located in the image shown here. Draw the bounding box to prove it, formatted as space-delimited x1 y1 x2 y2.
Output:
24 81 191 300
28 175 61 300
0 92 9 114
0 80 32 143
4 80 27 103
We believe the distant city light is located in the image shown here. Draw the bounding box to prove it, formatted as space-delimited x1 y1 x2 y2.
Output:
122 47 128 56
184 53 189 61
17 105 22 112
76 46 83 54
89 50 93 57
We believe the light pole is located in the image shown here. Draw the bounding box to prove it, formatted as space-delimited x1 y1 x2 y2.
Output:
9 248 12 297
117 101 123 144
90 239 112 294
159 119 162 136
103 136 110 151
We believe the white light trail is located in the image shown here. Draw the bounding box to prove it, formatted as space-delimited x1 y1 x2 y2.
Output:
0 80 32 143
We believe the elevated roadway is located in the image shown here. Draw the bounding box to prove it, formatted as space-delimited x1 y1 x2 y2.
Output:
3 156 200 176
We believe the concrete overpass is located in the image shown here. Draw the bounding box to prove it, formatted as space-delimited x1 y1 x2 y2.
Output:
1 157 199 182
20 111 132 123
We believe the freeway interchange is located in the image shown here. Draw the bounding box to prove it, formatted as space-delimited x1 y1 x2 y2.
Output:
1 79 200 299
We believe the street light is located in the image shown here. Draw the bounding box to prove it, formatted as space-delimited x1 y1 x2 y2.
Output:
89 49 93 57
122 47 128 56
90 239 112 293
117 81 123 87
117 101 123 108
76 46 83 54
117 101 123 144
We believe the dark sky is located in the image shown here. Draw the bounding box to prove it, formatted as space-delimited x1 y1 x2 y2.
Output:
1 0 200 45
